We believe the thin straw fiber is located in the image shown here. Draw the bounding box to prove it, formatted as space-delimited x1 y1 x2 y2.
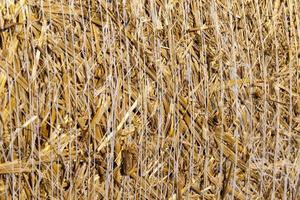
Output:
0 0 300 199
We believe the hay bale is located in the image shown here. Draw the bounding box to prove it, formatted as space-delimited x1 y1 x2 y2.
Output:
0 0 299 199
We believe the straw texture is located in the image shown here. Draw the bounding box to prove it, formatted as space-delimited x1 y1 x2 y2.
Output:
0 0 299 199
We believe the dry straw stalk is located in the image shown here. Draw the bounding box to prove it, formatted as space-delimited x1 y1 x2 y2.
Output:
0 0 300 199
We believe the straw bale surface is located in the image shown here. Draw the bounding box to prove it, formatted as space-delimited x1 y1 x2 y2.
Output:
0 0 299 199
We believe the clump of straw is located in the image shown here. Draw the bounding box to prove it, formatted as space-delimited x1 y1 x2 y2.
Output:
0 0 299 199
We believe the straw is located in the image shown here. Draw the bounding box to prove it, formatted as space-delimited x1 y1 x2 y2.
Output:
0 0 299 199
